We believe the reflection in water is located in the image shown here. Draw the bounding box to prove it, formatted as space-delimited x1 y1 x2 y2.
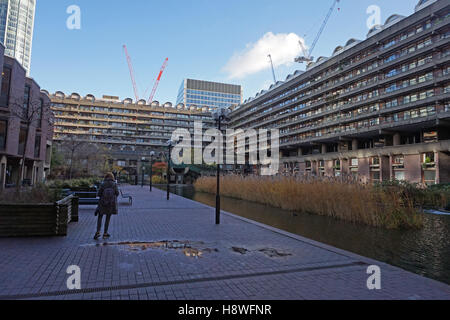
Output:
170 185 450 284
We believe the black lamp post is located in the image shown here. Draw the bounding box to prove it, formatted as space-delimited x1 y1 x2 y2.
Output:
211 108 231 225
141 157 145 188
149 151 155 192
166 140 175 201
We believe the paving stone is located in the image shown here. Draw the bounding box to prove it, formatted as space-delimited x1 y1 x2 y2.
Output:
0 186 448 300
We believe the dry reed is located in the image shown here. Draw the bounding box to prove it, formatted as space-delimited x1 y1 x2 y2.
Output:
194 175 424 229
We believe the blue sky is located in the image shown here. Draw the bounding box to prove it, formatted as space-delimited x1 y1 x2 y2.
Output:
31 0 419 104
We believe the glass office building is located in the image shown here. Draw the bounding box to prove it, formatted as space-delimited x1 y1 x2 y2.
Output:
177 79 242 110
0 0 36 75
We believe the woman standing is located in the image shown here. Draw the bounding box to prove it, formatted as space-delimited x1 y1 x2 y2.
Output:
94 173 119 240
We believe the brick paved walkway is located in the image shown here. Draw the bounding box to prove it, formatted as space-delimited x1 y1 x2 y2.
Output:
0 186 449 300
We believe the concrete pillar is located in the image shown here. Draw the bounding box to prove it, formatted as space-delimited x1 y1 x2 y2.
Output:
352 139 358 151
321 144 327 154
393 133 401 146
298 148 303 157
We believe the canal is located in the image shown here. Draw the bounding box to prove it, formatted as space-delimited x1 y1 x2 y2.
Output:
167 185 450 285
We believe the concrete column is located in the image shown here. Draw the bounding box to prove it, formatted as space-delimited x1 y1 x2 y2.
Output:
352 139 358 151
297 148 303 157
321 144 327 154
393 133 401 146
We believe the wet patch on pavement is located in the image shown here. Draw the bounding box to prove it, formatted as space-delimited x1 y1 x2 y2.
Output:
231 247 292 258
88 240 219 258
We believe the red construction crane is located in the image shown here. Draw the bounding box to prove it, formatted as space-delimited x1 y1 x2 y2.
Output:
123 45 139 101
147 58 168 104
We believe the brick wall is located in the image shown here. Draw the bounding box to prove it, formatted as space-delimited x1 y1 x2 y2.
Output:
437 152 450 183
358 158 370 183
381 156 391 181
404 154 422 183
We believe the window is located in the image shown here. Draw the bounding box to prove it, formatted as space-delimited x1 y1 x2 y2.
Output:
423 170 436 186
0 120 6 150
423 131 438 143
18 127 27 155
37 99 44 128
422 152 435 164
34 135 41 158
395 171 405 181
0 67 12 107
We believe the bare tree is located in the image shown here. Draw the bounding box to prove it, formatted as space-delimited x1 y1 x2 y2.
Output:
56 136 87 180
55 138 114 179
9 93 53 189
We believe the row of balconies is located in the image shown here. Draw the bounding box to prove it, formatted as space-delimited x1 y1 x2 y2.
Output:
234 51 449 131
279 110 449 147
237 72 449 136
232 19 449 125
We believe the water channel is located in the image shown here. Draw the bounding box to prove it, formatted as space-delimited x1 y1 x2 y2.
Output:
167 185 450 285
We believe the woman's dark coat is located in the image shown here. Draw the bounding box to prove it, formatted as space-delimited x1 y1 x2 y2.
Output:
97 179 119 215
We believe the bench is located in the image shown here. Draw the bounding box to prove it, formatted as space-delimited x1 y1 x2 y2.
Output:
63 191 99 206
78 198 99 205
120 189 133 205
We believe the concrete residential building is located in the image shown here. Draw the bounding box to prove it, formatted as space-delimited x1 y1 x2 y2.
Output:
177 79 242 111
0 0 36 75
49 93 215 181
0 42 53 189
230 0 450 185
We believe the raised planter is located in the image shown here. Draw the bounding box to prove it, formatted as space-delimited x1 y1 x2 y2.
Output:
0 195 79 238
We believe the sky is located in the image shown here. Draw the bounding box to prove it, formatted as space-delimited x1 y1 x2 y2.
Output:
30 0 420 104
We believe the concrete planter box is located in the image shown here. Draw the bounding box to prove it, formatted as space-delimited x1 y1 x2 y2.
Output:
0 195 79 238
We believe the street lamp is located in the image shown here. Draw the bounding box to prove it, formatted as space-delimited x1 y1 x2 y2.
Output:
141 157 146 188
211 108 231 225
166 140 176 201
149 151 155 192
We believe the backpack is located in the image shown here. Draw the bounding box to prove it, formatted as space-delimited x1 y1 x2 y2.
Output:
101 186 116 207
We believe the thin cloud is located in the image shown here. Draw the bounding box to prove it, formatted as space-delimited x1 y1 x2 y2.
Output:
223 32 306 79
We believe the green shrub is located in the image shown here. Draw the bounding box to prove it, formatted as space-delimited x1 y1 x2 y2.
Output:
152 176 167 184
0 184 62 204
47 177 101 190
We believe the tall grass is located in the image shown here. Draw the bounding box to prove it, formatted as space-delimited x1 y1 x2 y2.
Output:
194 175 425 229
